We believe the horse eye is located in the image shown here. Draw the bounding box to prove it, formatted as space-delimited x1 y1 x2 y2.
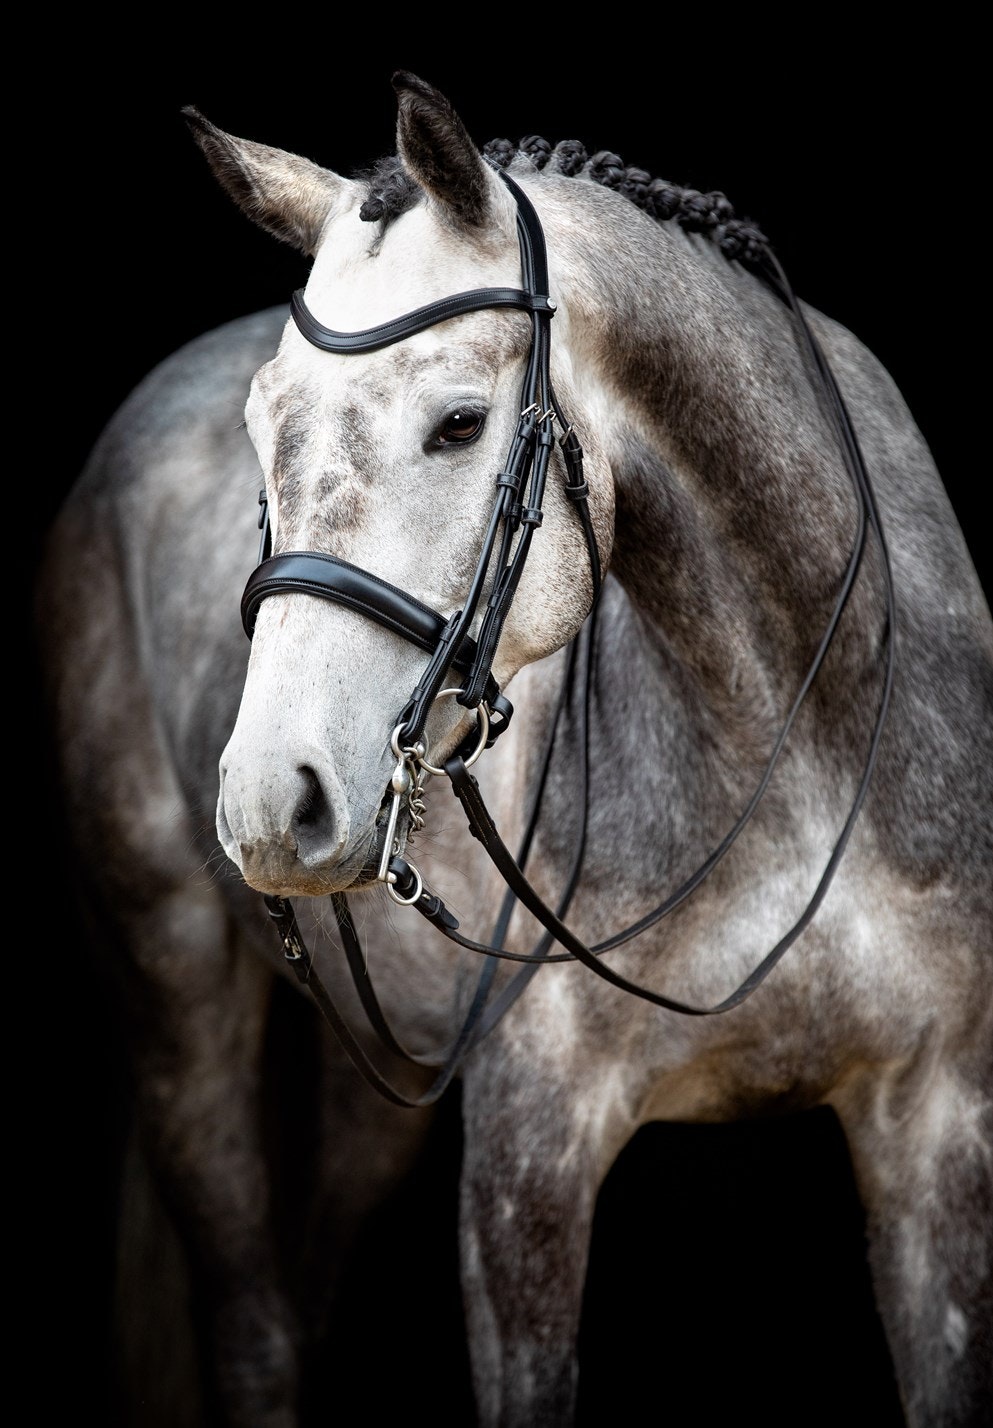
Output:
436 409 485 445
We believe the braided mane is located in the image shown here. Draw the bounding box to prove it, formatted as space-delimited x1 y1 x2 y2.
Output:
357 138 769 266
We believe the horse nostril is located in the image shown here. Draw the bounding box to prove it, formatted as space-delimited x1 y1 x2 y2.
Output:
289 764 348 868
293 765 328 833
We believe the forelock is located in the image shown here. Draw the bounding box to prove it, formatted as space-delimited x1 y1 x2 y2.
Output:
357 155 423 225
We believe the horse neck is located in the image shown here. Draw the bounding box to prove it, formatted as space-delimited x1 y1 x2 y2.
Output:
564 203 877 765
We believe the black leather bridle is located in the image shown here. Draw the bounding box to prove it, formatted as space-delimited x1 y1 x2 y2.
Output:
240 169 896 1107
243 171 600 743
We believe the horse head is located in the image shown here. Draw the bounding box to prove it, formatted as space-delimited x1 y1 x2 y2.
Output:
194 73 612 897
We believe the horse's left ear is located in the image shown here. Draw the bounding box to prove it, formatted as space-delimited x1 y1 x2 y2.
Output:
392 71 516 234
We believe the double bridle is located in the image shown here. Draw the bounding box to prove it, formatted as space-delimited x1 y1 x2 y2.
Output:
240 169 895 1107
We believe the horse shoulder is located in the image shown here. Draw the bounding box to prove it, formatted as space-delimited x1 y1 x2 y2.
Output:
37 307 287 897
803 309 992 906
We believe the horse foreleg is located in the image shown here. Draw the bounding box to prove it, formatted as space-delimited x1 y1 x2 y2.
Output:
458 1045 626 1428
118 889 300 1428
834 1050 993 1428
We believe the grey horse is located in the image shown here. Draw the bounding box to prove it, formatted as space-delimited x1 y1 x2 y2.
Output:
36 72 991 1426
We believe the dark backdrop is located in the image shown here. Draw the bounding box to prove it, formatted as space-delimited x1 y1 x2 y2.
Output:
28 35 985 1428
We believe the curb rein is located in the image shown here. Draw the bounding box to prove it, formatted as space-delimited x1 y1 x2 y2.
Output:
239 170 895 1108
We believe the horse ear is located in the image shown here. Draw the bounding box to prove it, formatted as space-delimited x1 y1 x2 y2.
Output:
392 72 515 233
183 107 356 256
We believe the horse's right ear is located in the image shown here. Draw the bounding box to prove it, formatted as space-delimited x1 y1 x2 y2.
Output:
183 108 357 256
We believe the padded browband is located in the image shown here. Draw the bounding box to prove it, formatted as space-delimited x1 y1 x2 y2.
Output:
290 287 555 355
241 551 501 702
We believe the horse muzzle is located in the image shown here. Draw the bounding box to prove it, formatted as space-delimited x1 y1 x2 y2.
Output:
216 749 386 897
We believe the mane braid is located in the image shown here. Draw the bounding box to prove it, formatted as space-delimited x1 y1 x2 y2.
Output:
357 142 769 266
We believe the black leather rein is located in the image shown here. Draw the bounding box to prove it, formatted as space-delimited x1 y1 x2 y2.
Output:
242 168 895 1108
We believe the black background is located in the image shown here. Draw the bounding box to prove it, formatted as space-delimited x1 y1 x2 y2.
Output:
28 32 985 1428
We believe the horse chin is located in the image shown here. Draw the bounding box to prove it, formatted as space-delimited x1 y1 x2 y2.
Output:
232 825 382 899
